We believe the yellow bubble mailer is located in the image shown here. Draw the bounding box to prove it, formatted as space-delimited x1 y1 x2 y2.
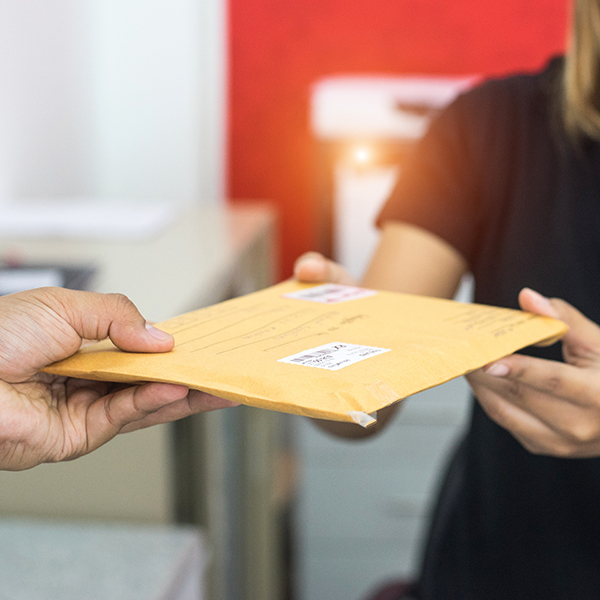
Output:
44 281 567 424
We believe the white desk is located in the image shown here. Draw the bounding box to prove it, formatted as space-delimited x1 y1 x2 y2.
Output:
0 202 282 600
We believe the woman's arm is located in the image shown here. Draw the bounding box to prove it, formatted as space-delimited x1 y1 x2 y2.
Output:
361 221 468 297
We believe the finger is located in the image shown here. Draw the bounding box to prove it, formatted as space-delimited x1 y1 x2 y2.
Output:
518 288 560 318
519 288 600 365
85 382 191 449
517 288 566 346
474 358 600 445
119 390 239 433
481 353 594 407
32 287 174 354
467 372 575 456
293 252 357 285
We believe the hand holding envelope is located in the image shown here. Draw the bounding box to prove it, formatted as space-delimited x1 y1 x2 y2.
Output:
44 282 567 425
466 288 600 457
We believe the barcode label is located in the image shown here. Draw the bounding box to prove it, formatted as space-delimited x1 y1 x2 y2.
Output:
278 342 390 371
283 284 377 304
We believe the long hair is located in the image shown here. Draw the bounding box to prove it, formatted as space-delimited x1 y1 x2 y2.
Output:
563 0 600 139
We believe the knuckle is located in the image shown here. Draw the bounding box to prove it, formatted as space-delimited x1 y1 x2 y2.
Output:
543 375 563 395
518 436 574 458
502 379 524 402
107 292 132 307
519 439 547 456
105 293 136 316
550 443 580 458
563 446 583 458
479 396 509 427
508 362 527 379
103 394 119 428
568 420 600 444
131 387 148 416
549 297 567 313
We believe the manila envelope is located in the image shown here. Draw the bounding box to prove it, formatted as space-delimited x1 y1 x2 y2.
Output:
43 281 568 425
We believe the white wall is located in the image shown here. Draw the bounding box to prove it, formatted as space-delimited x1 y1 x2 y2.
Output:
0 0 225 204
0 1 94 199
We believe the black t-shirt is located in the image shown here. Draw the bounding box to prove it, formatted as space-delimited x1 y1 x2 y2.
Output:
379 58 600 600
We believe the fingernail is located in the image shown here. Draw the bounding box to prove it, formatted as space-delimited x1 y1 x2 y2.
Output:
145 323 173 341
295 257 322 279
484 362 510 377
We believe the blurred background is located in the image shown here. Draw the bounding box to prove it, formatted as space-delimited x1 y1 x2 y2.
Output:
0 1 569 599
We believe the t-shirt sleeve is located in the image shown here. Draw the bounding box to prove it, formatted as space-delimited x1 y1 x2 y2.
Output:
377 89 487 266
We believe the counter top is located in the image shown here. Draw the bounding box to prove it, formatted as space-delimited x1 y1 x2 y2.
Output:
0 518 207 600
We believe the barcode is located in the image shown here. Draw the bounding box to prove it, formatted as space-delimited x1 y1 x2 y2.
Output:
283 284 377 304
301 286 340 299
278 341 390 371
289 345 346 363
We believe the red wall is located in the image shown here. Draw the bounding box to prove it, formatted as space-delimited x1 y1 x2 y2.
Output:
228 0 570 279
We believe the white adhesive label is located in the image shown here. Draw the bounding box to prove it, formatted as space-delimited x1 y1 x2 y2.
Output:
278 342 390 371
283 284 377 304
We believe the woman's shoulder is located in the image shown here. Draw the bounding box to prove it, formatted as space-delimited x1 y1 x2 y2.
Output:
429 57 562 150
455 57 561 117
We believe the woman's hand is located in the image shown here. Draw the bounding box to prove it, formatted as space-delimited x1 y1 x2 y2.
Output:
294 252 357 285
0 287 236 471
468 288 600 457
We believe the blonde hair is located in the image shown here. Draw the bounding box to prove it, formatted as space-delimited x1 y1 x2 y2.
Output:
563 0 600 139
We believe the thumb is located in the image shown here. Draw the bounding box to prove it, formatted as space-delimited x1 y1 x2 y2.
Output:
293 252 357 285
0 288 173 382
519 287 600 366
48 288 174 353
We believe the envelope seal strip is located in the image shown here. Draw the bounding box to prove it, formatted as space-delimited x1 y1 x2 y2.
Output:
348 411 377 427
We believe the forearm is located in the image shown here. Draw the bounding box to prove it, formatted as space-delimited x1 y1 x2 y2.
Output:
361 221 467 297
